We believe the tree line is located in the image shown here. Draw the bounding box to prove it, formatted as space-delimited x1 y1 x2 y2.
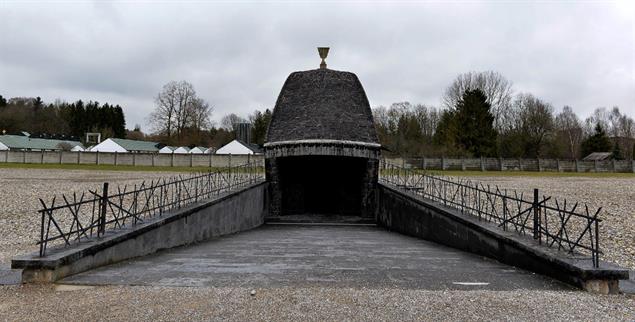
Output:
146 80 272 148
374 71 635 159
0 95 126 140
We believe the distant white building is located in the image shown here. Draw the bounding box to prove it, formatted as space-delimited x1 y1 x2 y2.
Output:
159 146 175 154
189 146 207 154
215 140 262 155
70 145 85 152
89 138 159 153
173 146 190 154
204 147 216 154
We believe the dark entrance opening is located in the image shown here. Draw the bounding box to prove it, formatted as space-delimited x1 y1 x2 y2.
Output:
278 155 367 216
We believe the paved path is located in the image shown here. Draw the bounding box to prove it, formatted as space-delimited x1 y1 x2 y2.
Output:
62 224 571 290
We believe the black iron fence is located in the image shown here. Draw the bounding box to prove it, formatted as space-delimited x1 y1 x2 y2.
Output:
379 161 602 267
37 161 265 256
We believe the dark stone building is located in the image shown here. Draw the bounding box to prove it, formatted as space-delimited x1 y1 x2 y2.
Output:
264 68 380 220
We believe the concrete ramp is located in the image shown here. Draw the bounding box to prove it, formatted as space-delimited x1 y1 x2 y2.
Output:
60 225 570 291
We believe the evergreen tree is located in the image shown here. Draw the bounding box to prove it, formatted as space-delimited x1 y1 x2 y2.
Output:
113 105 126 138
433 110 457 147
611 142 623 160
250 109 272 145
454 89 498 157
0 95 6 108
581 123 612 157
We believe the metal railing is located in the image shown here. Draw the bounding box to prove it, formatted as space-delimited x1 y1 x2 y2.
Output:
36 161 265 256
379 161 602 267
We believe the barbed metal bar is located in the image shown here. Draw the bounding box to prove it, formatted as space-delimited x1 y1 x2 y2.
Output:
379 160 603 267
36 160 265 256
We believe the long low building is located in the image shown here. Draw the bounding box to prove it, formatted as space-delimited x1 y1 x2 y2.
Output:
0 135 83 152
89 138 160 153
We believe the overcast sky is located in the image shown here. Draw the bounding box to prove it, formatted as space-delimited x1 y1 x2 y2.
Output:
1 1 633 130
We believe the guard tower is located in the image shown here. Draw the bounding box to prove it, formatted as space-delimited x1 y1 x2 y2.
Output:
264 48 381 221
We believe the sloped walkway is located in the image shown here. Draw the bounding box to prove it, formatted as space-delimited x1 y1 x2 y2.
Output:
61 224 571 290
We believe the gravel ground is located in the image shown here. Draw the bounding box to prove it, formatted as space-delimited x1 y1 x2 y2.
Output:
0 285 633 321
0 169 634 320
0 169 182 265
449 175 635 270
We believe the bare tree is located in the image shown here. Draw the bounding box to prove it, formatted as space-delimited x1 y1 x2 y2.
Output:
220 113 247 131
555 106 583 159
189 97 213 131
514 93 554 157
412 103 441 139
149 81 211 144
150 81 179 137
584 107 610 137
442 71 513 130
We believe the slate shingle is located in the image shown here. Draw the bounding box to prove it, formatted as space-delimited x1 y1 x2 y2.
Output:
266 68 378 144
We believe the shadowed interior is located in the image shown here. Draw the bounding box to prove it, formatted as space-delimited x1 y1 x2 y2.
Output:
278 155 366 216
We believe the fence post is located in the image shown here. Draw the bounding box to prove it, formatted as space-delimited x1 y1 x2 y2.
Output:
612 159 616 173
77 151 80 164
133 153 137 166
59 150 63 164
40 150 44 164
441 157 445 171
171 153 174 167
518 158 523 171
575 159 579 172
594 160 598 172
499 158 503 171
96 151 100 165
23 151 26 163
537 158 542 172
99 182 109 237
152 153 155 167
480 157 484 172
461 157 465 171
533 188 540 242
556 159 561 172
209 153 212 168
190 153 193 167
632 159 635 173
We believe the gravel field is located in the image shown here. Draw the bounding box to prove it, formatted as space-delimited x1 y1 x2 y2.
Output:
0 169 182 265
450 175 635 270
0 285 633 321
0 168 634 320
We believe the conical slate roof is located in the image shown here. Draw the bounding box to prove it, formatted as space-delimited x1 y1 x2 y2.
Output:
265 68 378 144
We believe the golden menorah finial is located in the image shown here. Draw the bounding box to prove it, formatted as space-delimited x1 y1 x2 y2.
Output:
318 47 329 69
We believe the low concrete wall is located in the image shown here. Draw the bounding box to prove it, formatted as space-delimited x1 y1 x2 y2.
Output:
0 150 265 168
393 157 635 173
12 182 268 283
376 183 629 294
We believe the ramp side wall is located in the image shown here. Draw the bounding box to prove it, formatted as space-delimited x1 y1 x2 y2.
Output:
16 183 268 283
376 183 628 294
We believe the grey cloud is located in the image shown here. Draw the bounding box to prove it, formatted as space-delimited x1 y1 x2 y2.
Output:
0 1 633 129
